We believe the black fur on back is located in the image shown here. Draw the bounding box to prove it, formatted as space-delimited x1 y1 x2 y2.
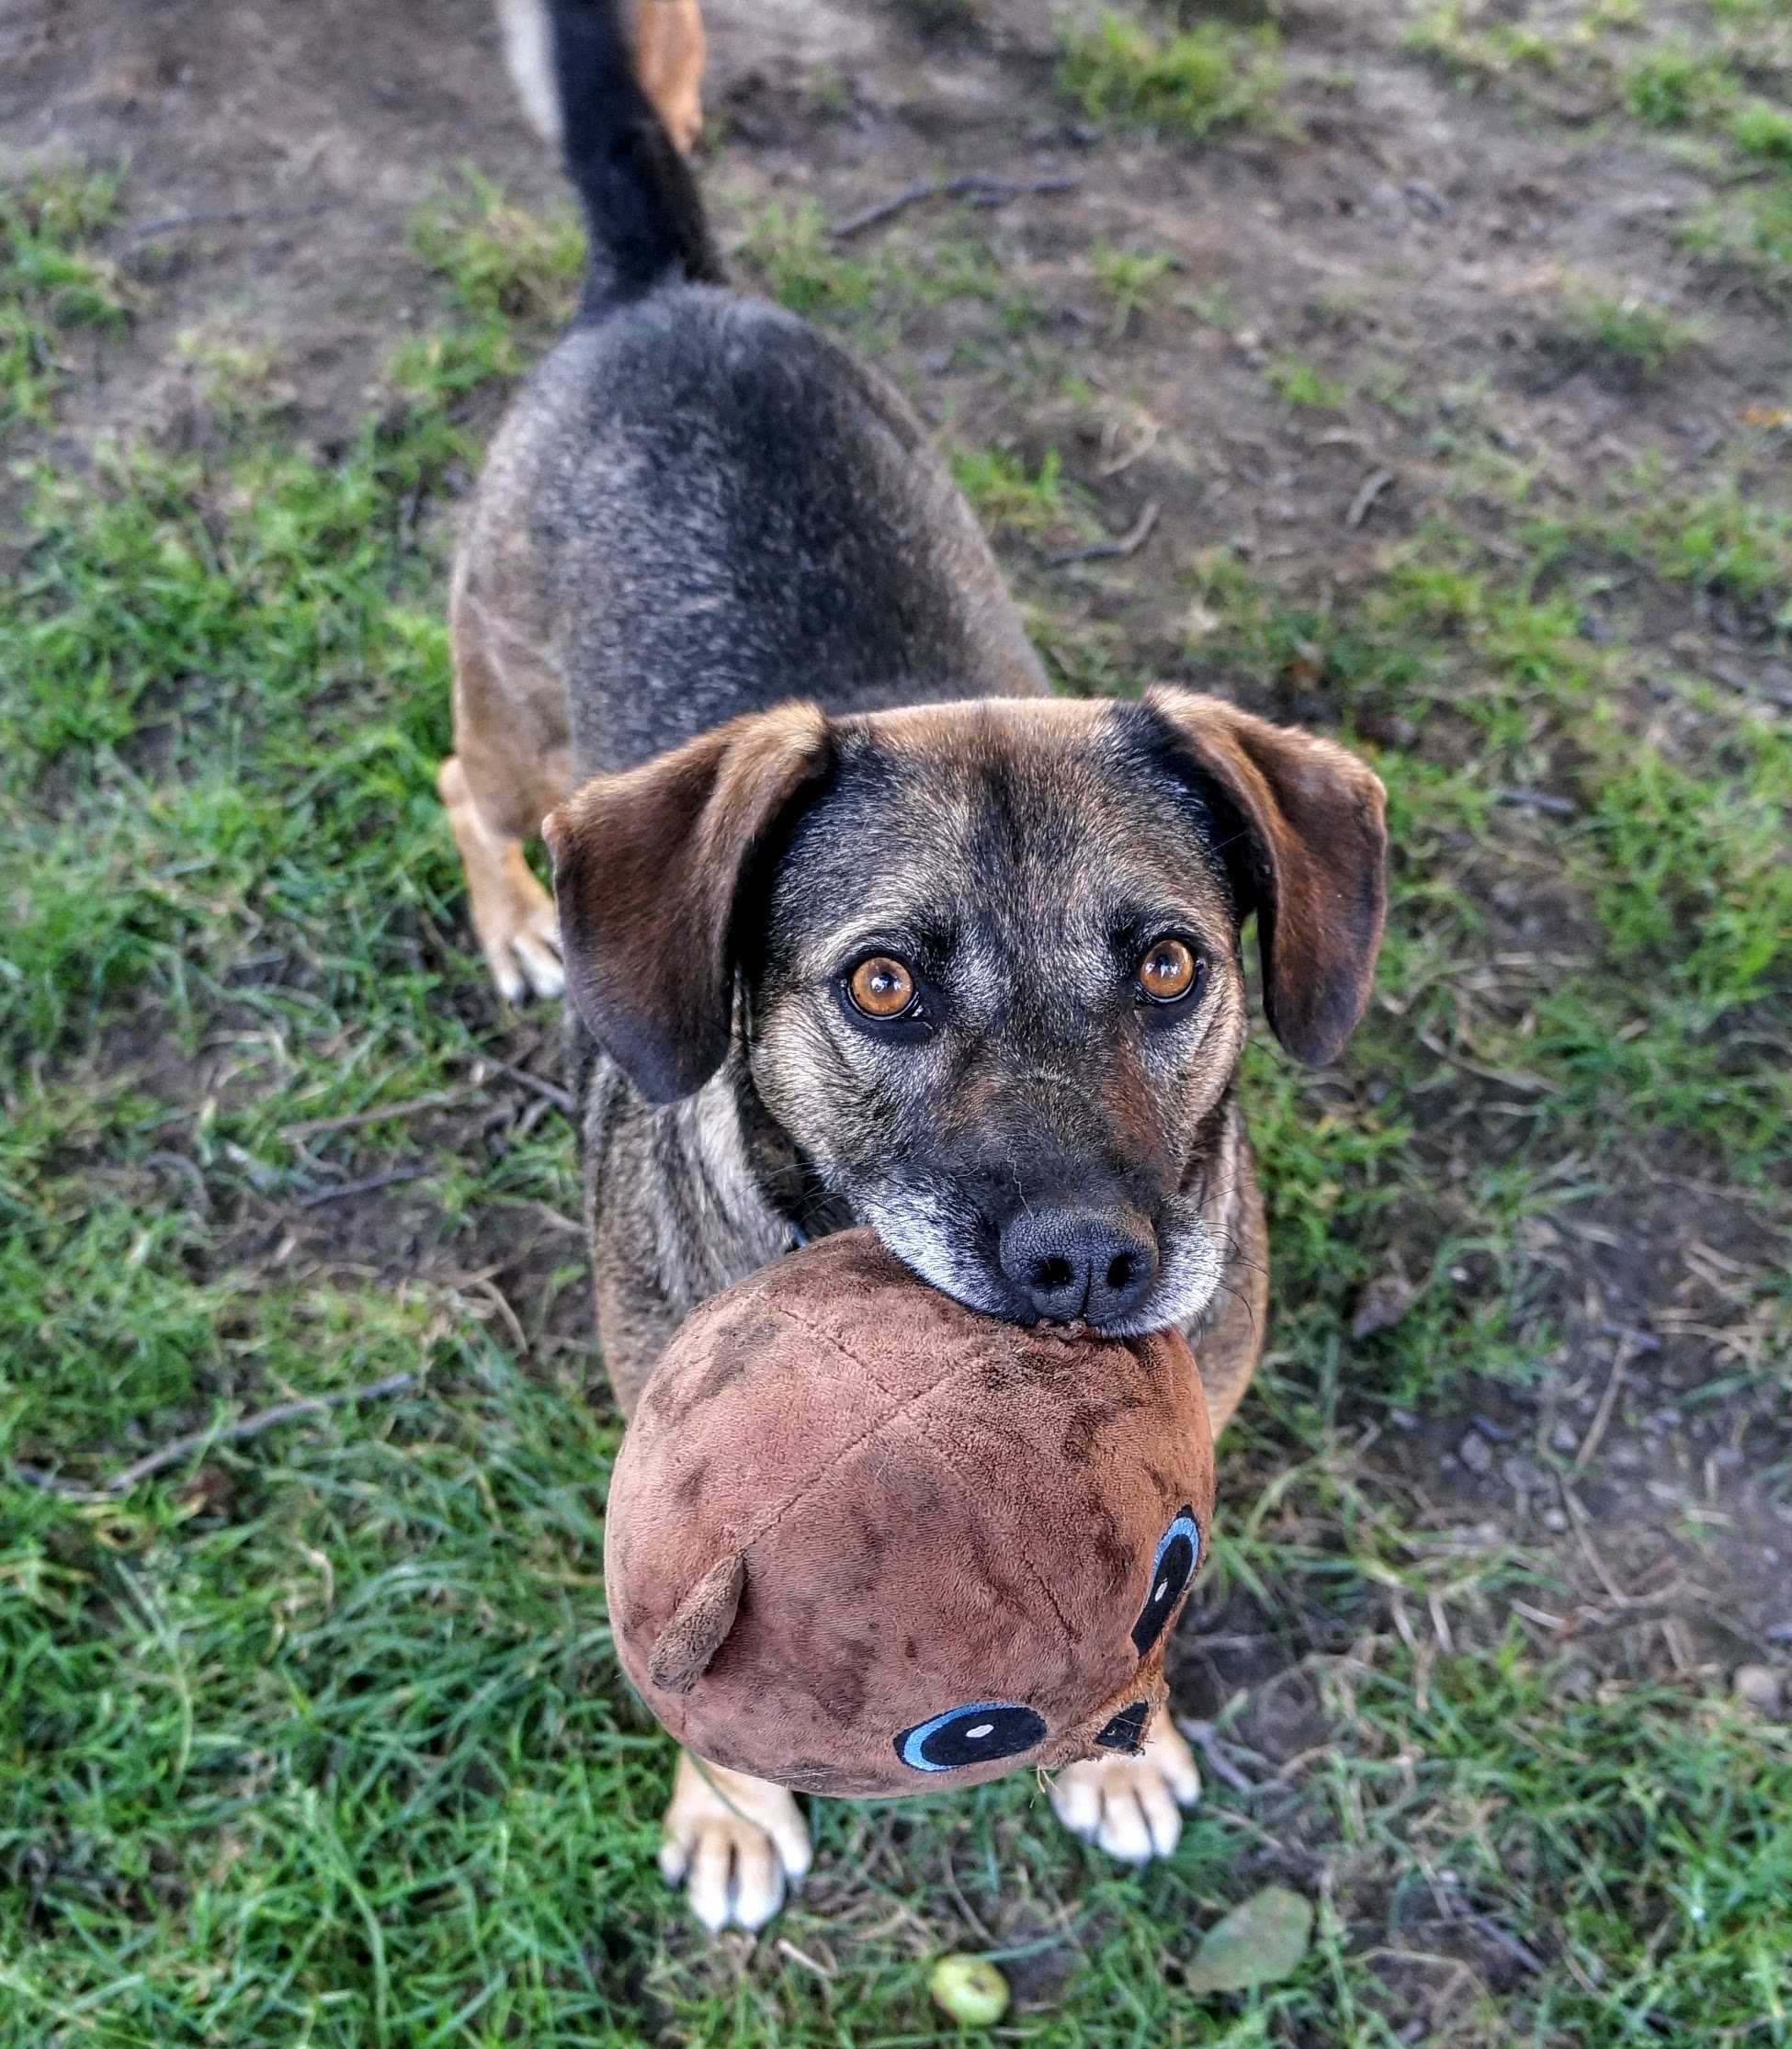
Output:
548 0 723 309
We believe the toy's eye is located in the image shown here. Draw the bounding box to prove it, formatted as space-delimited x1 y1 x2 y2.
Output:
894 1701 1048 1773
1132 1506 1200 1654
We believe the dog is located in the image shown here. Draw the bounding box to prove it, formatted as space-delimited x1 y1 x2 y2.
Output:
442 0 1387 1932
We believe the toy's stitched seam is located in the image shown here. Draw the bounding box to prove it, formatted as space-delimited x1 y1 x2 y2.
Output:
894 1405 1078 1653
1015 1548 1077 1648
748 1294 908 1406
727 1296 970 1556
741 1292 1079 1655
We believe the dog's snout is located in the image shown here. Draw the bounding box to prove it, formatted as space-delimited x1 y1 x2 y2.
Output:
997 1207 1158 1326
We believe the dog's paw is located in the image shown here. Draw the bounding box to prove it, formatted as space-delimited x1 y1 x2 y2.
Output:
1049 1717 1201 1863
475 866 563 1004
437 756 565 1003
658 1750 811 1933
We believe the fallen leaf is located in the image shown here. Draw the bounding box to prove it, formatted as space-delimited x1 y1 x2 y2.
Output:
1185 1884 1314 1995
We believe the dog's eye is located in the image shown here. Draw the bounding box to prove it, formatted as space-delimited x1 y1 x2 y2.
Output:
1136 938 1202 1006
1131 1506 1201 1654
846 955 917 1020
894 1701 1048 1772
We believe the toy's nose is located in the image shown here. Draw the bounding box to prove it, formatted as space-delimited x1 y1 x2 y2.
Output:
1045 1665 1169 1771
1094 1699 1151 1753
997 1206 1158 1325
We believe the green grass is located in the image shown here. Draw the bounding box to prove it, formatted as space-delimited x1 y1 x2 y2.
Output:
1059 9 1285 141
1184 526 1792 1172
0 164 128 426
1401 1 1574 87
735 199 877 319
1730 96 1792 159
1542 286 1704 378
1621 42 1738 124
1091 242 1176 334
1265 355 1348 410
403 169 584 388
730 198 1038 350
947 441 1081 535
1680 173 1792 279
5 135 1792 2049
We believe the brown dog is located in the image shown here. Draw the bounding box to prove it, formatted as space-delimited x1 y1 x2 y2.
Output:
445 0 1387 1930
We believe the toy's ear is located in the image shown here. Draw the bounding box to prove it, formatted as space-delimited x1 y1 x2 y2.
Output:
1140 687 1388 1067
543 704 834 1104
648 1550 746 1695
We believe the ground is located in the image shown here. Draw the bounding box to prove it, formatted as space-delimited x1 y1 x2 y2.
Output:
2 0 1789 2042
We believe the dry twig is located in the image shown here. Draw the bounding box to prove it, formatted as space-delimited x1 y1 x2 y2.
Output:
11 1374 417 1500
1047 500 1161 568
832 172 1079 240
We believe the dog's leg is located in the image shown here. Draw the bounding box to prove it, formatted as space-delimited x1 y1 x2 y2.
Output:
658 1751 813 1932
631 0 706 154
497 0 705 153
577 1061 815 1930
1050 1129 1266 1863
437 755 564 1002
1049 1715 1202 1862
439 551 574 1002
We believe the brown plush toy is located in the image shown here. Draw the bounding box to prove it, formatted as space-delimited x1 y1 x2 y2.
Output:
604 1229 1215 1798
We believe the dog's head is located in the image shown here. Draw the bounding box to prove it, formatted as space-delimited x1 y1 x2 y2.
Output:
544 691 1385 1335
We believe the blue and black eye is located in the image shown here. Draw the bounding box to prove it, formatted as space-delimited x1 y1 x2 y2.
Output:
894 1701 1049 1773
1132 1506 1200 1654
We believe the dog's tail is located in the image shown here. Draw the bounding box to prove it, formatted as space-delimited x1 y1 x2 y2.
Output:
500 0 722 307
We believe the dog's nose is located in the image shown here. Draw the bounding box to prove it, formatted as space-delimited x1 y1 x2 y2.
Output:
997 1207 1158 1326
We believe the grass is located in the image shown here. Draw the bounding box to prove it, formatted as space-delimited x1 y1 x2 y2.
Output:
1730 96 1792 159
1091 243 1176 334
1059 9 1285 141
1400 0 1792 291
736 198 878 317
1621 41 1737 125
1265 355 1347 410
729 198 1038 350
4 76 1792 2049
1183 526 1792 1171
1541 286 1704 379
947 441 1080 535
1401 2 1574 87
0 164 128 426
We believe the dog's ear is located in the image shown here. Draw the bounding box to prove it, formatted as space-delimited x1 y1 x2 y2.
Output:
543 704 834 1103
1140 688 1387 1066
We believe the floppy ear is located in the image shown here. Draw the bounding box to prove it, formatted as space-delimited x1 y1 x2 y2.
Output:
1140 687 1387 1066
542 704 834 1104
648 1550 746 1695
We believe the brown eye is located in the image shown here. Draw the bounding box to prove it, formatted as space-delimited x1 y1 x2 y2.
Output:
847 955 916 1020
1137 938 1199 1005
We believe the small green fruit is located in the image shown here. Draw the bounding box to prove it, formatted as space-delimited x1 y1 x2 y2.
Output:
929 1953 1011 2026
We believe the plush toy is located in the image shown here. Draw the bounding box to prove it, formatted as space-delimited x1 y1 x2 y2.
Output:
604 1229 1215 1798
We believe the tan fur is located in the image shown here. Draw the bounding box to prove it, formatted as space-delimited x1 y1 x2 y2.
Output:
630 0 705 153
